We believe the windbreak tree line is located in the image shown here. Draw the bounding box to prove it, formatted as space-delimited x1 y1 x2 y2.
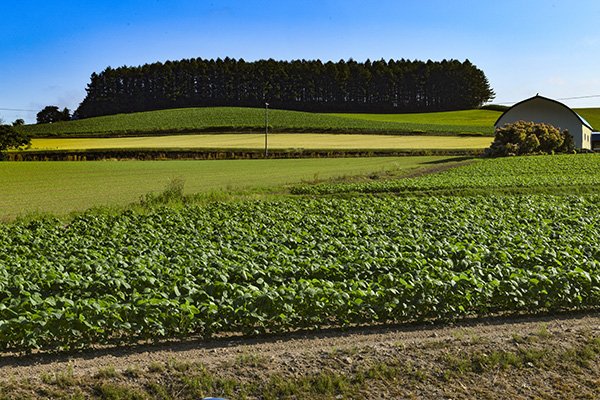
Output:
75 58 495 118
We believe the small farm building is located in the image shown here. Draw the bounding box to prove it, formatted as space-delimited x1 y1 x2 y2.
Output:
592 133 600 150
494 95 593 150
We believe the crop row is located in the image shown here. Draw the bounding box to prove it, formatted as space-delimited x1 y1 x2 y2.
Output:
292 154 600 195
1 195 600 351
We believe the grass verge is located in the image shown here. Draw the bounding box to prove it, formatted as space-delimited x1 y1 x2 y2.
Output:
2 330 598 399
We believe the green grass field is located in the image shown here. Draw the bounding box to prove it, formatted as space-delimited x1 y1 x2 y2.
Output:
0 156 459 219
19 106 600 139
4 141 600 400
4 153 600 357
575 109 600 129
28 133 493 151
337 108 600 131
331 109 499 129
17 107 501 137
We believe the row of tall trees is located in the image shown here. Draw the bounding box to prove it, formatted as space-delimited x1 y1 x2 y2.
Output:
75 57 495 118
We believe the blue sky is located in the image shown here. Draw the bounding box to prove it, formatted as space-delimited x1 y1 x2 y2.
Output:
2 0 600 123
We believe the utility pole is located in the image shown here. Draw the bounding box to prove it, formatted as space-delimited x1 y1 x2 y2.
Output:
264 102 269 158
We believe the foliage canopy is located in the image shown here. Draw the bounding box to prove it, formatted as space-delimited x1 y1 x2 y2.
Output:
36 106 71 124
0 124 30 156
75 58 495 118
3 194 600 351
485 121 574 157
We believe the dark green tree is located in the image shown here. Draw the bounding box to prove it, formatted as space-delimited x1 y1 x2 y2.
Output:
557 130 575 153
0 125 30 159
36 106 71 124
12 118 25 126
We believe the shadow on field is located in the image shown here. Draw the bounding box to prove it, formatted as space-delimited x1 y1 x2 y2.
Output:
1 309 599 369
423 156 476 165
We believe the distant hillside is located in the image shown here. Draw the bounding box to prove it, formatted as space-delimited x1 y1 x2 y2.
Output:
331 109 499 129
575 108 600 130
18 107 502 137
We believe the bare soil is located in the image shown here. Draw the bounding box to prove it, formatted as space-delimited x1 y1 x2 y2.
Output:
401 158 474 179
1 312 599 399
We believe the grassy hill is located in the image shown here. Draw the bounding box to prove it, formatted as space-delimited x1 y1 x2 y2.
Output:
339 108 600 131
18 106 600 138
19 107 503 137
575 108 600 130
331 109 498 129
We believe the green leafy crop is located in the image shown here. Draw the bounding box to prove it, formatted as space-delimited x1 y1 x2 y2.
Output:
292 154 600 195
1 194 600 351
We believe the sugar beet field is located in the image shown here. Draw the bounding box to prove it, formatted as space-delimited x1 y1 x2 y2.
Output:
2 154 600 352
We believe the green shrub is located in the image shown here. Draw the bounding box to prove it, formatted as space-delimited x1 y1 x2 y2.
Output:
0 124 30 160
480 104 509 112
139 177 186 206
485 121 574 157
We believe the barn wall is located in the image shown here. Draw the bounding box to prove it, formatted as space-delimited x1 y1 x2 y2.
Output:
495 97 589 149
583 126 592 149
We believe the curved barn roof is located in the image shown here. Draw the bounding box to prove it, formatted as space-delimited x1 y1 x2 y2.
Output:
494 94 593 130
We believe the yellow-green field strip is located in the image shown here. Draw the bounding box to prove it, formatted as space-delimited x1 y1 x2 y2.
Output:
30 134 493 151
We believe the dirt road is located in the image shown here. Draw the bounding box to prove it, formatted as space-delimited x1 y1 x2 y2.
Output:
1 312 599 399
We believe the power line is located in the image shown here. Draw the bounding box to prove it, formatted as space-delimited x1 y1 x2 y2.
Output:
557 94 600 101
0 108 38 112
495 94 600 105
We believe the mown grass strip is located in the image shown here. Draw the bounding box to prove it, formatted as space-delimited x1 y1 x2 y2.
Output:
0 156 455 220
27 133 493 151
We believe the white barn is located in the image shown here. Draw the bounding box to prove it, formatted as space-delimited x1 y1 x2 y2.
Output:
494 94 593 150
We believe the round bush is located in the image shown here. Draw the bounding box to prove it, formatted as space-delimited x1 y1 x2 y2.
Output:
485 121 574 157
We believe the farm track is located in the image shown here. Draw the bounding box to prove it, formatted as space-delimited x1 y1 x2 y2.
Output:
2 312 599 398
400 158 475 179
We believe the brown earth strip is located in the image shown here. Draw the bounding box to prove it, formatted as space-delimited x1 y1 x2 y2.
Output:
401 157 475 179
1 312 599 399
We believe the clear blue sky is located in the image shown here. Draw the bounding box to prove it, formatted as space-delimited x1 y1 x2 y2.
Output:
2 0 600 123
